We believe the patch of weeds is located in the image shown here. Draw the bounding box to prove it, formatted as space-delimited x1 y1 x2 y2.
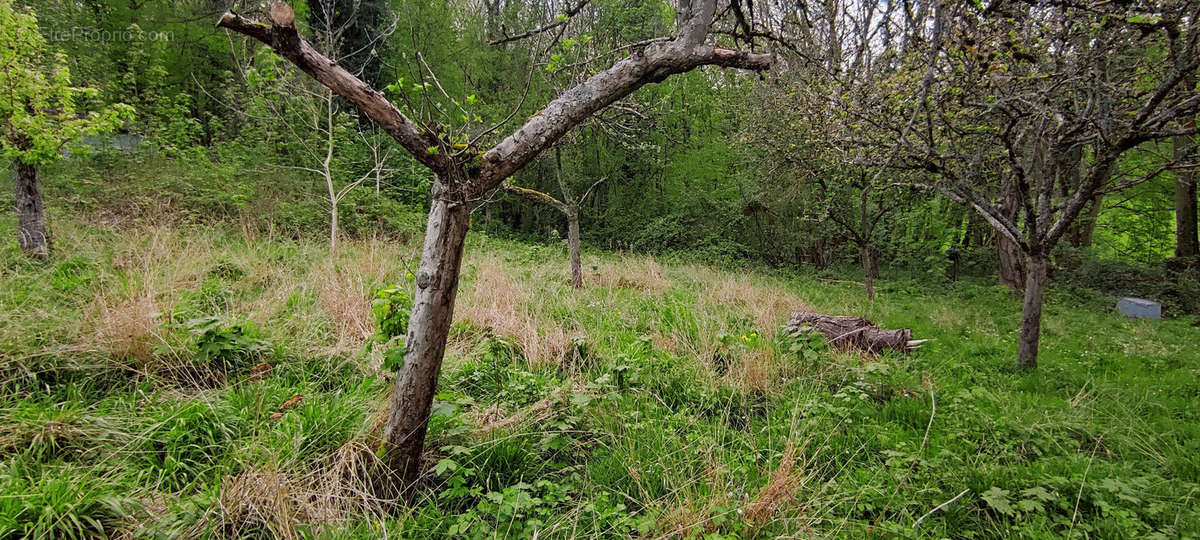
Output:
183 316 272 375
206 259 245 281
368 279 413 372
138 399 243 491
0 461 140 539
50 256 95 293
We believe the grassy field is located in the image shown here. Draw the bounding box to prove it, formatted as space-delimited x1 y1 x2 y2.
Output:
2 210 1199 538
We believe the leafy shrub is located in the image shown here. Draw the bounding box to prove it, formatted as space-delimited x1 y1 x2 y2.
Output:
339 189 423 241
184 316 271 374
369 279 414 371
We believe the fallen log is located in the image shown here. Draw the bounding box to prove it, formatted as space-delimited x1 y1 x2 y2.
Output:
785 310 926 354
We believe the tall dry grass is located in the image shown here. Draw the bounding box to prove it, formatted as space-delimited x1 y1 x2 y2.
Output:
454 257 572 369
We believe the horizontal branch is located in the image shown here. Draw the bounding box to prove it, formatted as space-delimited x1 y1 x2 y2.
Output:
489 0 590 46
502 181 570 214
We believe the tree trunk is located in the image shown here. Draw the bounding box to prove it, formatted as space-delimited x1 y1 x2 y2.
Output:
567 208 582 289
13 161 48 260
1175 131 1198 258
859 244 876 300
1017 254 1047 369
329 203 339 253
382 174 471 485
996 188 1025 291
1069 194 1103 248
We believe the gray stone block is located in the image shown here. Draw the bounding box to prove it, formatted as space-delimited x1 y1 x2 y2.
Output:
1117 297 1161 319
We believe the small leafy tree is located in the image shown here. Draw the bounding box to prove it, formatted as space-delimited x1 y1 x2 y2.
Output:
0 1 132 259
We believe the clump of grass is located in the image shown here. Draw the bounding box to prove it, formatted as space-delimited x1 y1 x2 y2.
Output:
743 440 809 529
456 257 572 370
88 294 163 366
591 255 671 292
0 462 140 539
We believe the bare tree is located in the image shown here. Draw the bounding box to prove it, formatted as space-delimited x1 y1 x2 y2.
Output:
888 2 1200 368
218 0 770 484
502 147 605 289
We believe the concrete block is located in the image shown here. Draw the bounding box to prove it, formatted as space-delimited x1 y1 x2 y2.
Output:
1117 297 1161 319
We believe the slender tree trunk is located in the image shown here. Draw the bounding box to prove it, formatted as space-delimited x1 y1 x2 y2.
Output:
329 203 338 253
1017 253 1047 369
382 174 471 485
1175 130 1198 258
567 208 582 289
13 161 48 260
859 244 877 301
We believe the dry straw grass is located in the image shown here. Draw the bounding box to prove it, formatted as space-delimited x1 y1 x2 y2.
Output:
743 440 809 528
89 294 162 366
206 441 396 539
698 270 811 340
591 256 671 292
727 348 778 395
455 257 571 369
315 265 375 353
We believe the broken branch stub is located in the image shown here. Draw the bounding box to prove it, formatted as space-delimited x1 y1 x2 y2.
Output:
785 310 925 354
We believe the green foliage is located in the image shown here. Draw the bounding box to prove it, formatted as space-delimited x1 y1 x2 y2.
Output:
3 218 1200 537
183 316 271 373
138 399 242 490
0 1 133 164
371 278 415 370
0 463 138 539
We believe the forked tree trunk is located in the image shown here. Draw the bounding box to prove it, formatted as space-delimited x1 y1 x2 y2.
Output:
382 175 471 484
1017 254 1047 369
567 208 582 289
13 161 48 260
215 1 772 490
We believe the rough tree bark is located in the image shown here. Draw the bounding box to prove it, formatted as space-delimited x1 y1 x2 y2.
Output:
13 161 48 260
996 185 1025 291
218 0 770 486
381 172 471 481
1017 254 1047 369
566 208 582 288
858 244 877 300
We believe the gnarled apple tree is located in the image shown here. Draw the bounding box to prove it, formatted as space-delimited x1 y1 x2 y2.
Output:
217 0 770 484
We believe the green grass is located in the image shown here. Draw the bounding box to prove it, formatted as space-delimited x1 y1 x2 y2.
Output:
2 170 1199 537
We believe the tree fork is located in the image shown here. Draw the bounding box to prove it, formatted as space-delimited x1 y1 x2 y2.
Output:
218 0 771 487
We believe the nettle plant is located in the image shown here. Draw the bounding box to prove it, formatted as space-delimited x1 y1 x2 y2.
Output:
370 274 415 371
